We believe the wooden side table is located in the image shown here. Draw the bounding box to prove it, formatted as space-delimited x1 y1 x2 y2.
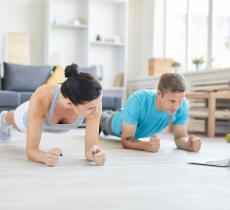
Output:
186 90 230 137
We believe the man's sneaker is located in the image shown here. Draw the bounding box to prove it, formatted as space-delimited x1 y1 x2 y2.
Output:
0 111 11 140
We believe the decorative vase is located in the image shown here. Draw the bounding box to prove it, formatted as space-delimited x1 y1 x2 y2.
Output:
195 64 203 71
174 67 180 73
96 34 102 41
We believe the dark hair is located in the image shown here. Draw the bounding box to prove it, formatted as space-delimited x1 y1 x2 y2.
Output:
61 63 102 105
157 73 187 95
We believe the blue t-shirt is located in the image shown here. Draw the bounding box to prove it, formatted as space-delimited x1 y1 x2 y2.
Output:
111 89 189 138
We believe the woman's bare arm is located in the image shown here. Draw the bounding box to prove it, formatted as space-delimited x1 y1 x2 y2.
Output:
84 101 106 165
26 85 62 166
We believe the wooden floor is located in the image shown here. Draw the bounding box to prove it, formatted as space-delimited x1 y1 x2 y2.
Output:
0 128 230 210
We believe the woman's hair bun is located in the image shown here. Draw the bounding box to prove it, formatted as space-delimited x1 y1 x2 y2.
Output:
65 63 79 78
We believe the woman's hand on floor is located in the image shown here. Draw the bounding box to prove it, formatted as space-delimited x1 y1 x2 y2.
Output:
45 147 62 167
90 145 106 166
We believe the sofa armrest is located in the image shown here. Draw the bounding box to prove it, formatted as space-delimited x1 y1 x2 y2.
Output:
102 89 123 111
114 96 122 110
0 78 2 90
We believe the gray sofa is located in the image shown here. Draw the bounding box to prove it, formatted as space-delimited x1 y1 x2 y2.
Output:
0 62 121 112
0 62 52 111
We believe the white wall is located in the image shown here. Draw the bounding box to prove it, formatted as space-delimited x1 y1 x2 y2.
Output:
140 0 154 77
127 0 141 79
152 0 165 58
0 0 157 81
0 0 45 65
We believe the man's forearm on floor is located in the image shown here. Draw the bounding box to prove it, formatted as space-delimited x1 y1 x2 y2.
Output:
121 136 146 150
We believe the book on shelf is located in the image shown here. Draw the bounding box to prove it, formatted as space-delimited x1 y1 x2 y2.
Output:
113 73 124 87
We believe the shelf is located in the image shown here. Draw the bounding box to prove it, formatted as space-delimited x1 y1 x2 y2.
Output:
215 110 230 119
90 41 125 47
46 0 128 89
92 0 127 4
189 108 209 118
190 108 230 120
51 23 88 29
188 119 206 133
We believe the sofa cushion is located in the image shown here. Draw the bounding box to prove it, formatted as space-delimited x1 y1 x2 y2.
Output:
102 96 121 111
3 62 52 91
79 66 97 78
0 90 20 107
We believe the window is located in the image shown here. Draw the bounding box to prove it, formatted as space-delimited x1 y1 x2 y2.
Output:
160 0 229 71
188 0 208 71
166 0 187 71
213 0 230 68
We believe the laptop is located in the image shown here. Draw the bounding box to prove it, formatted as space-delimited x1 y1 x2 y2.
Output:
188 158 230 167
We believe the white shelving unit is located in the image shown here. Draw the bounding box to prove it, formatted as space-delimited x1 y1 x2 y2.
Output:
52 23 88 29
45 0 128 90
90 41 125 47
45 0 89 67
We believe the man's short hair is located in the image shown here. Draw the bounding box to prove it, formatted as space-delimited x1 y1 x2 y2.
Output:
157 73 187 94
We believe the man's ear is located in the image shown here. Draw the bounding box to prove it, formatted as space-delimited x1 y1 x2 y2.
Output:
157 90 162 97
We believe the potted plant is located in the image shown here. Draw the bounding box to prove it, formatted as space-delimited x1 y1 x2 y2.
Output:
171 60 181 72
192 57 205 71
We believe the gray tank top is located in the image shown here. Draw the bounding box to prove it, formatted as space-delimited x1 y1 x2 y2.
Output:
40 85 84 133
